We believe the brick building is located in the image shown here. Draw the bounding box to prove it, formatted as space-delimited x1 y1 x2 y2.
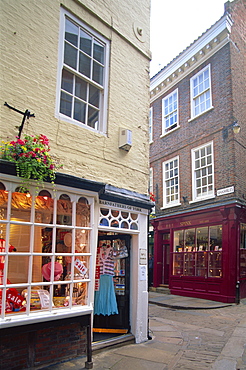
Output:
0 0 151 368
150 0 246 303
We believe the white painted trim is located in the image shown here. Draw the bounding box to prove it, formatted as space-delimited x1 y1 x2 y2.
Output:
161 88 179 136
162 155 180 208
190 64 212 119
160 202 181 210
55 7 110 135
191 141 215 202
151 14 232 91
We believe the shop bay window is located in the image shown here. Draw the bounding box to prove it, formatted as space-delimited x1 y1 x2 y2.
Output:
0 183 93 318
173 225 222 277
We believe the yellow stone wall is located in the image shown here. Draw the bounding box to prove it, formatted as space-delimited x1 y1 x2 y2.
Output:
0 0 151 195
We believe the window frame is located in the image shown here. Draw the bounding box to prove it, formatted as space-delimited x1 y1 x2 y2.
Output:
0 179 96 327
161 89 179 136
191 141 215 202
56 8 110 134
162 156 180 208
190 64 212 119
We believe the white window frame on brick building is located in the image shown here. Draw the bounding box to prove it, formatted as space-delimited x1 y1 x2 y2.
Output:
162 156 180 208
191 141 215 202
149 107 153 143
190 64 212 119
161 89 179 136
56 8 110 134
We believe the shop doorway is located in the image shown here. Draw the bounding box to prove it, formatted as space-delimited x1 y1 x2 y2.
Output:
162 233 170 285
93 234 131 341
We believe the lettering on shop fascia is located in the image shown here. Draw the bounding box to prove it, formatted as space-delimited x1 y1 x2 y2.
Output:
161 223 173 229
99 200 142 212
179 221 192 226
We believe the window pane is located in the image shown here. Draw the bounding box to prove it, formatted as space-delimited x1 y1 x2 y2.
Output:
197 227 208 251
80 29 92 55
8 255 29 284
79 52 91 78
210 225 222 250
184 229 195 250
9 224 31 253
0 188 8 220
76 197 90 227
61 69 73 94
57 195 72 226
88 106 98 129
35 194 53 224
11 191 32 222
64 42 77 69
60 91 72 117
174 230 183 251
93 61 103 85
32 255 44 283
93 40 104 64
89 85 100 108
65 19 78 46
75 76 87 100
74 99 86 123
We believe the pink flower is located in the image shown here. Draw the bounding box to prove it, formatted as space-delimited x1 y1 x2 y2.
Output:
49 164 54 170
17 139 25 146
39 135 49 146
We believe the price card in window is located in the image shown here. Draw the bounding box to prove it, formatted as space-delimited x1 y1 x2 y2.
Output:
74 258 87 275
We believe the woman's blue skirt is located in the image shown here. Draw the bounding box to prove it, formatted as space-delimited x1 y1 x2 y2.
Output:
94 274 118 316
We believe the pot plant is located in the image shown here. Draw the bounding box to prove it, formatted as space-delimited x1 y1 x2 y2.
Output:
0 134 61 191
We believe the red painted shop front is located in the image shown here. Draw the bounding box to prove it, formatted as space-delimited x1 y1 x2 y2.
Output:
152 203 246 303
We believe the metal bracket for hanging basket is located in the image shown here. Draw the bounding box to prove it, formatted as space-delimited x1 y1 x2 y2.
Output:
4 102 35 138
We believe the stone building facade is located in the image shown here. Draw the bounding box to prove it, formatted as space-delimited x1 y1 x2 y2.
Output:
0 0 152 368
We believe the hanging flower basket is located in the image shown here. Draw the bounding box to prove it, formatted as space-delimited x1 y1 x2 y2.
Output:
149 192 155 202
0 134 62 191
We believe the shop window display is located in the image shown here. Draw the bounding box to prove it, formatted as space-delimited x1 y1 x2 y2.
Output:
0 183 92 317
173 225 222 278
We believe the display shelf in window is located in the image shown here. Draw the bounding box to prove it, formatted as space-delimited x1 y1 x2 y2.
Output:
195 251 207 277
184 252 195 276
208 251 222 277
173 252 184 275
240 250 246 278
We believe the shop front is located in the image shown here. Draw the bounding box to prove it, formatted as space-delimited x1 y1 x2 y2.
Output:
0 166 151 368
152 203 246 303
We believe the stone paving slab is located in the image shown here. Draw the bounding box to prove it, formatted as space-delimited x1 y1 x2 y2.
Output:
113 344 173 364
148 292 232 309
40 292 246 370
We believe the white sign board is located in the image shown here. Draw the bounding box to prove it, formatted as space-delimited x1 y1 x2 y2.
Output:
217 186 234 197
139 265 147 281
139 249 147 265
